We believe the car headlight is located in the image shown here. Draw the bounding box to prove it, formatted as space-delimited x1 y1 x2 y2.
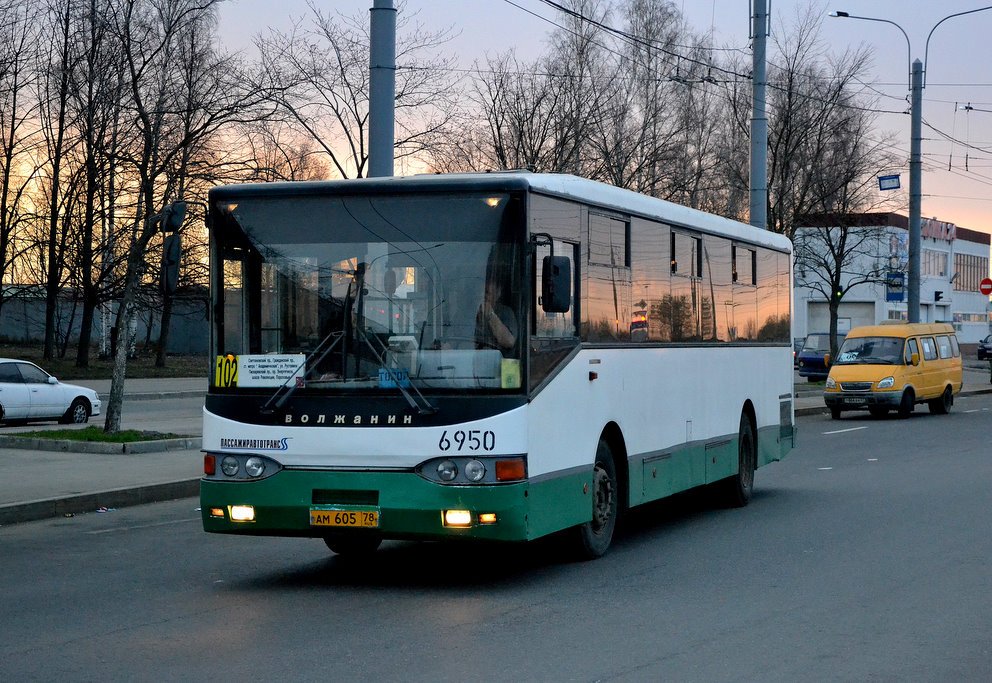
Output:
877 376 895 389
825 377 836 389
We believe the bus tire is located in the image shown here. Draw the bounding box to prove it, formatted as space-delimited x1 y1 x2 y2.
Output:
897 389 915 419
829 407 842 420
571 439 618 560
719 412 756 508
928 386 953 415
323 533 382 556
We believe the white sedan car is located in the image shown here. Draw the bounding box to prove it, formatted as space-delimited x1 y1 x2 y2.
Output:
0 358 102 425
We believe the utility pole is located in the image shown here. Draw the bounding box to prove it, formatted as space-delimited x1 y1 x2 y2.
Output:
908 59 923 322
369 0 396 178
750 0 769 231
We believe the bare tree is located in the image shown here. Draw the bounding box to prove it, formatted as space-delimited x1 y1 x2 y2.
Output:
715 8 900 353
102 0 274 432
793 215 893 357
254 0 459 179
0 0 42 330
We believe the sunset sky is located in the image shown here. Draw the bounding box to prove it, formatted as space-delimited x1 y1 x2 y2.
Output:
216 0 992 235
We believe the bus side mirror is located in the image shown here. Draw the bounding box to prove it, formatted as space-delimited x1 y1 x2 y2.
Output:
542 255 571 313
911 352 920 366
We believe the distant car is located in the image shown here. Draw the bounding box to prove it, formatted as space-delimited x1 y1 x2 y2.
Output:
978 334 992 361
793 338 804 367
797 332 845 380
0 359 102 425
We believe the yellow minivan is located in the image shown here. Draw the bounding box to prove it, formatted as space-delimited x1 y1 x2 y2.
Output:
822 322 962 420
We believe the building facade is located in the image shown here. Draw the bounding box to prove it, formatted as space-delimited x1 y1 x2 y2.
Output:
794 213 991 344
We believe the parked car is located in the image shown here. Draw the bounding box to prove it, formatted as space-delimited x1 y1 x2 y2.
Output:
977 334 992 361
0 359 101 425
793 338 804 367
796 332 845 380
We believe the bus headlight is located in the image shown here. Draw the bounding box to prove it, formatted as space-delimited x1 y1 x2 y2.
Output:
437 460 458 481
464 460 486 482
245 457 266 478
877 376 895 389
825 377 836 389
221 456 240 476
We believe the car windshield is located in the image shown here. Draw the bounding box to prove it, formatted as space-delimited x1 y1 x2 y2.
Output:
801 334 835 353
834 336 904 365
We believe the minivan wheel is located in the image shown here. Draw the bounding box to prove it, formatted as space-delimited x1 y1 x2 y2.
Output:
829 406 841 420
897 389 915 419
928 386 953 415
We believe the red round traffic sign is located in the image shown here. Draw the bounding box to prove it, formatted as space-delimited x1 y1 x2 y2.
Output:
981 278 992 296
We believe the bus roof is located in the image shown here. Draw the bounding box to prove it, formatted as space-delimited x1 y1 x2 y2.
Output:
209 172 792 253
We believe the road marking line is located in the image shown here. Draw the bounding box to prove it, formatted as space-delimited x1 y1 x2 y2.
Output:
868 458 878 462
823 426 868 435
965 409 980 413
86 517 200 535
818 467 833 470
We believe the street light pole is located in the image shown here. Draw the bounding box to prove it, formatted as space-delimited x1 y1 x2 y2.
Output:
830 7 992 323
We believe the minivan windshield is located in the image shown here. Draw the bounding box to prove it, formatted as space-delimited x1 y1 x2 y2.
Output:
834 336 904 365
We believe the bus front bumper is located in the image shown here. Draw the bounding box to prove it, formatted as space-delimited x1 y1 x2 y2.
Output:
200 469 531 542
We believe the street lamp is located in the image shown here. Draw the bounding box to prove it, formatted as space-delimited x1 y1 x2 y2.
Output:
830 7 992 323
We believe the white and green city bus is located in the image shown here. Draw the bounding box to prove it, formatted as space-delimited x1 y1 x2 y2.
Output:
200 173 795 558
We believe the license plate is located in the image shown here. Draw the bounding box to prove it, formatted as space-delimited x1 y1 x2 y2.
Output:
844 397 867 404
310 509 379 528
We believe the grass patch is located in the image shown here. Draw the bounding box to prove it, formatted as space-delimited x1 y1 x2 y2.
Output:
0 343 206 381
9 427 185 443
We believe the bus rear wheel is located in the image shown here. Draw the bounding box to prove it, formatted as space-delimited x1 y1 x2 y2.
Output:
571 439 618 560
323 533 382 556
719 412 756 508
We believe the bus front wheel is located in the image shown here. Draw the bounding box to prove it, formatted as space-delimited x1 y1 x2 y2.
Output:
571 439 618 560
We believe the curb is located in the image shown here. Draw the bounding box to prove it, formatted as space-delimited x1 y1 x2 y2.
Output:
0 479 201 526
96 390 204 402
0 435 201 454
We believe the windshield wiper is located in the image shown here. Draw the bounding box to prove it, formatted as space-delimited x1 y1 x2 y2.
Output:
260 331 345 414
354 325 437 415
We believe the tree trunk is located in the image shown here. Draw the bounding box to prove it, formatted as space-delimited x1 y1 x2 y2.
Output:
156 291 174 367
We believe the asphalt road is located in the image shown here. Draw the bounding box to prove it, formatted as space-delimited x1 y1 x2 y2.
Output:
2 394 991 682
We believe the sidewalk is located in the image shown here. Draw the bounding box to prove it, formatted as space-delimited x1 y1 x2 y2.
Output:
2 367 991 526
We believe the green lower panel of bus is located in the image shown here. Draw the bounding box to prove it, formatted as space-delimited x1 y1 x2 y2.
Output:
200 467 594 543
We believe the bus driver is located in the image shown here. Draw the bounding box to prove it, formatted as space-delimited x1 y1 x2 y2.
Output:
476 278 516 354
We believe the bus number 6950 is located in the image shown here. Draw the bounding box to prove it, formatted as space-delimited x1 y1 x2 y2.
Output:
438 429 496 452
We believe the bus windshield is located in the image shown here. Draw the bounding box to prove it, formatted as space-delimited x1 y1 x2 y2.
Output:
834 336 904 365
211 192 525 393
